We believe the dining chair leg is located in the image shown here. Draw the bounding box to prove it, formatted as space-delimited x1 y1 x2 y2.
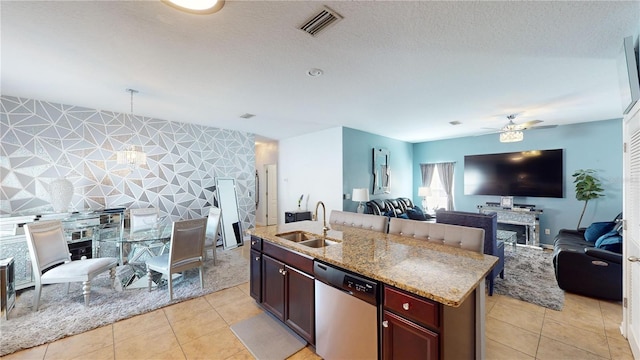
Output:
213 247 217 265
33 283 42 311
110 267 116 289
147 267 152 292
168 274 173 301
82 280 91 307
199 265 204 289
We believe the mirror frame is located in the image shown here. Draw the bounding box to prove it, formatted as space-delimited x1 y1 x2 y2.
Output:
215 177 243 250
372 147 390 195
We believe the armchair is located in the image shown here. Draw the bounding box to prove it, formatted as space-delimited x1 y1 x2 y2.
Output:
436 210 503 296
24 220 118 310
552 214 623 301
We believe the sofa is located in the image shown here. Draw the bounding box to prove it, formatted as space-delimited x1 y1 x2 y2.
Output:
436 210 504 296
366 197 432 221
552 214 623 301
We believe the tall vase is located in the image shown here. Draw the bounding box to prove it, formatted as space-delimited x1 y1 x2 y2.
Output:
49 177 74 213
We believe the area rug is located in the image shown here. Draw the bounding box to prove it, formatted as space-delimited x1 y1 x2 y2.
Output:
230 312 307 360
493 246 565 311
0 247 249 356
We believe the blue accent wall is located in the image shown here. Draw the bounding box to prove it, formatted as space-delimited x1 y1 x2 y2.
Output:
412 119 623 246
342 127 413 212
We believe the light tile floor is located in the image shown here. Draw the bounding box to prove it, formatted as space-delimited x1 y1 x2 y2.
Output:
2 277 634 359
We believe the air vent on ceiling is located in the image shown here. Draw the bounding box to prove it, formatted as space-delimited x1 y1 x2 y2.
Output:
240 113 255 119
299 6 343 37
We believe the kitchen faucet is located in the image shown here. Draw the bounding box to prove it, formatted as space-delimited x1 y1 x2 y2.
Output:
315 201 330 237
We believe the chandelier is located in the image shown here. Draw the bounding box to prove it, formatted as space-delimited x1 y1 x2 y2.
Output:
116 89 147 167
499 117 524 143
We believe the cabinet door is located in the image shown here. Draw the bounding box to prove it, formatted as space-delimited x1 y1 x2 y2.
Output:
250 249 262 302
284 265 315 344
262 254 285 321
382 311 439 360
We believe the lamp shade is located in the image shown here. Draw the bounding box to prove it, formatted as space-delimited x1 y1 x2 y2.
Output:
418 187 432 197
352 188 370 202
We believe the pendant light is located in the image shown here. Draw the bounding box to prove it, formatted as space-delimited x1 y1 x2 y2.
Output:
116 89 147 167
499 115 524 143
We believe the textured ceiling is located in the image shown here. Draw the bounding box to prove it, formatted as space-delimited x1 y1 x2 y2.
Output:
2 1 639 143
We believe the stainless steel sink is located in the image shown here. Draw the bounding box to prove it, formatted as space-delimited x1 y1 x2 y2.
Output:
275 231 340 248
275 231 316 242
298 238 340 248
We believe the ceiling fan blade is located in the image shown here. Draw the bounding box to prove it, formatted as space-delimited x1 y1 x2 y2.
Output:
519 120 543 129
527 124 557 130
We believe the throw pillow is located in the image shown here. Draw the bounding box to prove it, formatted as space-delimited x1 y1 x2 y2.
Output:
399 213 410 219
595 229 623 253
406 207 427 221
584 221 616 242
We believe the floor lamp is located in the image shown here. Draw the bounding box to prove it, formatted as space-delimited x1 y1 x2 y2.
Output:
352 188 369 214
418 186 431 212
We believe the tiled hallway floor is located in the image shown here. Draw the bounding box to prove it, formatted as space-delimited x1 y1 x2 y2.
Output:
2 277 633 359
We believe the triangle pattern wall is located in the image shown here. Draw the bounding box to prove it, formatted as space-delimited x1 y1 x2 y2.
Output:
0 96 256 231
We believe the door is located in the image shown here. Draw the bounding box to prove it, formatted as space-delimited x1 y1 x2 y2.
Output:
623 101 640 357
284 265 315 344
382 311 439 360
261 254 285 320
249 249 261 302
266 164 278 225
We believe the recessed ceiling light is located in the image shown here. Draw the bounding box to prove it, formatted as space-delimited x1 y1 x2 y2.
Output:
162 0 225 14
307 68 324 77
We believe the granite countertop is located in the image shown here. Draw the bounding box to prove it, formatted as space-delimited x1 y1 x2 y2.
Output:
249 220 498 307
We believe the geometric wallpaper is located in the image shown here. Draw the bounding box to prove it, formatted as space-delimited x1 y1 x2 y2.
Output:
0 95 256 230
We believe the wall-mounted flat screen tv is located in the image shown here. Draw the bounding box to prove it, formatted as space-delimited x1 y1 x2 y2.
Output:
464 149 564 198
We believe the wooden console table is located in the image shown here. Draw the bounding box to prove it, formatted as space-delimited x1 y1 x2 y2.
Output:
478 205 542 247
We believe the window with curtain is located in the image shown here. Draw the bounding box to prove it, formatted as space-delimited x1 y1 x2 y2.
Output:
426 167 449 212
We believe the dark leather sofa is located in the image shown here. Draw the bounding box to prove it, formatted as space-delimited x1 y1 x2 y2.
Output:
552 218 622 301
436 210 504 296
366 197 437 222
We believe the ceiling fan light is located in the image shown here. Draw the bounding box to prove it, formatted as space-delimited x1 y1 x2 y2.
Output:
500 130 524 143
162 0 225 14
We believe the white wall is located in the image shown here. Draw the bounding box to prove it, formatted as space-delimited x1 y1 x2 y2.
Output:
278 127 343 224
255 141 278 226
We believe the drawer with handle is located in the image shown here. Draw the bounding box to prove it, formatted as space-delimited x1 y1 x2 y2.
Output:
250 236 262 251
383 285 440 329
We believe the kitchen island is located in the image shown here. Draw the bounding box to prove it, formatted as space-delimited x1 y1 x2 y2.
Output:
249 220 498 359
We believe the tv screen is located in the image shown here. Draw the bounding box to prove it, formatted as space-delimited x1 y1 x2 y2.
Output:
464 149 564 198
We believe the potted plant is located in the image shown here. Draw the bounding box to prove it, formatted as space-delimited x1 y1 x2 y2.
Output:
572 169 605 230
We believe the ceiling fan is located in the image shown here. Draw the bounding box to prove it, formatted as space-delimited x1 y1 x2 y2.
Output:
485 114 556 143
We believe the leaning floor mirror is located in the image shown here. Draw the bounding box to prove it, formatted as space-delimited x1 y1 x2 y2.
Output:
216 177 244 250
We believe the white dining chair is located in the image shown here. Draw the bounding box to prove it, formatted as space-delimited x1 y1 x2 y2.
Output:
130 207 159 232
145 218 207 300
24 220 118 311
205 207 221 264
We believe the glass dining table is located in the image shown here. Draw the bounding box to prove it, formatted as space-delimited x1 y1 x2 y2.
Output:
97 224 172 289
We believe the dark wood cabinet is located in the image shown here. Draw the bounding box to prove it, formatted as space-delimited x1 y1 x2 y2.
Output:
383 311 439 360
262 254 285 320
260 244 315 345
382 285 476 359
284 265 314 343
249 248 261 302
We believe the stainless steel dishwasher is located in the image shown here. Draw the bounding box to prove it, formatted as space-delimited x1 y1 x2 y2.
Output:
314 261 379 360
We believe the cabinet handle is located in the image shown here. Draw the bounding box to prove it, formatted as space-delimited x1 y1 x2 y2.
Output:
402 302 410 310
281 269 287 276
382 320 389 328
251 240 257 245
255 257 260 261
278 269 283 274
